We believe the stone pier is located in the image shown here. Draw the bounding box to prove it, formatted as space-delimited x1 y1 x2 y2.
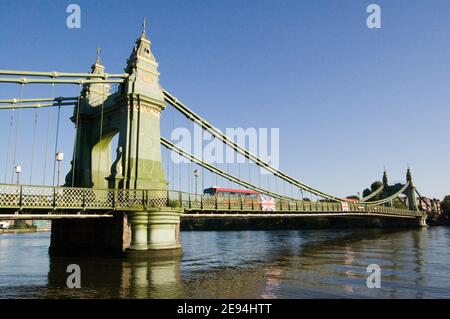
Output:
126 208 183 259
49 208 182 258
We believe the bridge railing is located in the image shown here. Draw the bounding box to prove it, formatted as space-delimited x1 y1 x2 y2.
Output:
0 184 421 217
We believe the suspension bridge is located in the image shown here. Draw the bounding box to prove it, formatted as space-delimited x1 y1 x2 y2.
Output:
0 20 431 257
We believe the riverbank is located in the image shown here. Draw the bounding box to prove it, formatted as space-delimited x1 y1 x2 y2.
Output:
0 228 50 234
180 216 431 231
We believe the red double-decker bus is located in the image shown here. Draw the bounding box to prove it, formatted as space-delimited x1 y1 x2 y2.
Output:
203 187 259 198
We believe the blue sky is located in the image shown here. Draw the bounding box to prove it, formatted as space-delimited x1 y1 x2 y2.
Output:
0 0 449 199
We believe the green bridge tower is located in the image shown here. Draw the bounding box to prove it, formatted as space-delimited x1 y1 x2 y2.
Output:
50 20 182 258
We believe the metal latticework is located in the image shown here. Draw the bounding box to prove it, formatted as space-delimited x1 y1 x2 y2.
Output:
0 183 423 219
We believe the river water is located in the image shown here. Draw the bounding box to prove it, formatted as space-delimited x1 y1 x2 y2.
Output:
0 227 449 298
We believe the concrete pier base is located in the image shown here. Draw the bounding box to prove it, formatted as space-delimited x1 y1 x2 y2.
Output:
125 208 183 259
418 215 429 227
49 208 183 258
128 212 149 251
49 213 130 257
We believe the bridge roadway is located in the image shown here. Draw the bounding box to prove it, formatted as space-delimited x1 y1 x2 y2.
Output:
0 183 423 220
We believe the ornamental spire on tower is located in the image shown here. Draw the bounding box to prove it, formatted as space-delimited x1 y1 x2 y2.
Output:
96 45 101 64
382 168 389 187
141 17 148 39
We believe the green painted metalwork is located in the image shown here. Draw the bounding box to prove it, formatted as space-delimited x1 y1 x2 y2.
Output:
0 21 428 227
0 101 76 109
363 182 410 206
0 70 128 79
0 97 78 104
161 137 290 200
0 183 423 218
163 90 346 203
359 185 384 202
0 78 125 85
64 25 168 192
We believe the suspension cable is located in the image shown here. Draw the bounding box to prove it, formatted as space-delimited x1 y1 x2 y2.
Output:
29 107 38 184
43 84 54 185
11 84 24 183
364 182 410 206
3 108 14 183
161 137 296 200
52 101 62 187
71 84 82 187
359 185 384 202
96 86 105 187
163 90 346 202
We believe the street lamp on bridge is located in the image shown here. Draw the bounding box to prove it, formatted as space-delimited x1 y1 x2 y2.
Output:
15 165 21 186
194 169 200 198
56 152 64 188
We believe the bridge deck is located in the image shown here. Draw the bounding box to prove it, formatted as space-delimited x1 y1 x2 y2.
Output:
0 184 423 219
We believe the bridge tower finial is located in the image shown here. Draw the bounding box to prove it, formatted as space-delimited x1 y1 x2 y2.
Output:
78 44 109 109
382 168 389 187
142 17 148 38
405 166 418 211
96 45 101 64
406 166 413 184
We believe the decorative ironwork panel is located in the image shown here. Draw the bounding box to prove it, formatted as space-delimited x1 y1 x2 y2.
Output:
216 197 229 210
84 189 114 209
202 195 216 209
55 187 84 208
0 185 21 208
147 190 168 207
242 198 254 210
21 186 53 208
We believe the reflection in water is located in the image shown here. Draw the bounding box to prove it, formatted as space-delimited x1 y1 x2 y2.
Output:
1 227 450 298
47 257 183 298
261 267 283 299
343 245 355 294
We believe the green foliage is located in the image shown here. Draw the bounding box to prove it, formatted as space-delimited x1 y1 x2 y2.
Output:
392 198 407 209
441 195 450 219
167 199 181 208
362 188 371 198
12 221 37 230
371 181 383 192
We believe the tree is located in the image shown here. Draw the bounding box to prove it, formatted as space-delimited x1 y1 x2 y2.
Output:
362 188 371 198
371 181 383 192
441 195 450 220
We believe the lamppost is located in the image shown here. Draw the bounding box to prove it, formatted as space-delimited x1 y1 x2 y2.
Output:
15 165 21 186
194 169 200 198
56 152 64 188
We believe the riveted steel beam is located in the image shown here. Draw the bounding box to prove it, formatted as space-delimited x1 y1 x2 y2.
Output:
0 78 125 85
0 97 78 104
0 70 128 79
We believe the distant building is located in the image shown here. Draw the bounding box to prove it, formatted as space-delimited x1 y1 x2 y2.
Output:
0 220 13 229
418 197 442 214
402 196 441 214
399 196 442 215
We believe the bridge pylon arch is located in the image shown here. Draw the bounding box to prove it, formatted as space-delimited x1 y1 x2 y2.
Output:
66 23 168 191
